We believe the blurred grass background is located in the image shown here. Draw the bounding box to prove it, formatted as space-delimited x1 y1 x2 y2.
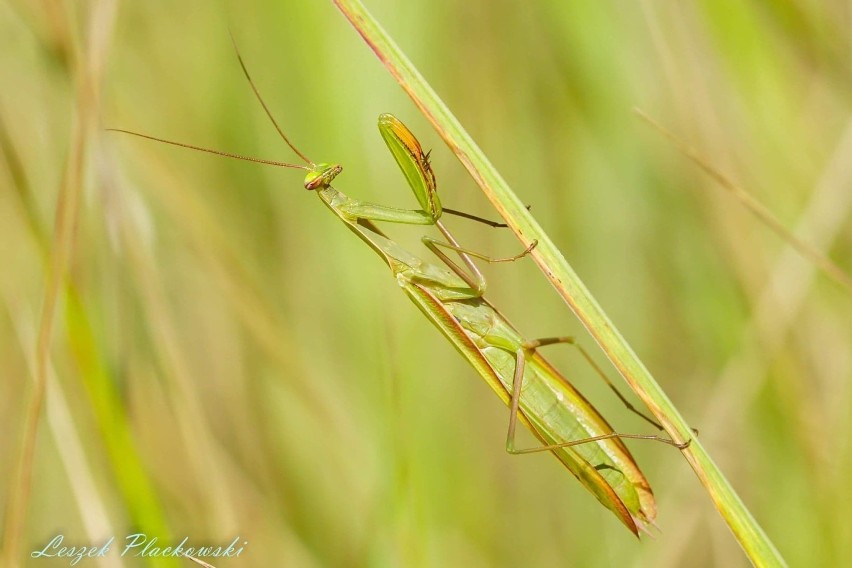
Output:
1 0 851 566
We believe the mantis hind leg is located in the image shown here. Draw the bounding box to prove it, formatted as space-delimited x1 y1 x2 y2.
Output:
504 346 691 454
522 337 663 430
522 337 699 436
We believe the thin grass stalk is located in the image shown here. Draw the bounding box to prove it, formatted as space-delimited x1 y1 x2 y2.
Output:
634 108 852 294
331 1 786 566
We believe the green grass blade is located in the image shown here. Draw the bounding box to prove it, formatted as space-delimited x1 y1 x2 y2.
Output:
332 1 786 565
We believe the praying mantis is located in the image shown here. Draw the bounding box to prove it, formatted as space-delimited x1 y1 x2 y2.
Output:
111 46 690 536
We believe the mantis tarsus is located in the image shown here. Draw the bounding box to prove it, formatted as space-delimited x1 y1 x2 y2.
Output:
111 45 690 535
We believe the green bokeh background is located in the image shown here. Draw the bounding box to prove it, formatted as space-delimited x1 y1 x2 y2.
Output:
1 1 851 566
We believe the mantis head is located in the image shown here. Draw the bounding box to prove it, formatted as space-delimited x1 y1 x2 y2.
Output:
304 163 343 190
109 40 346 195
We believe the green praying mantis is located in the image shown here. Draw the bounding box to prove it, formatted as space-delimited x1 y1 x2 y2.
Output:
111 47 690 536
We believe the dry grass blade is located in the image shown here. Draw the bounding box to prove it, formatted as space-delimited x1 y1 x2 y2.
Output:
0 58 89 568
634 107 852 294
1 1 119 564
